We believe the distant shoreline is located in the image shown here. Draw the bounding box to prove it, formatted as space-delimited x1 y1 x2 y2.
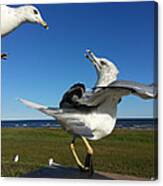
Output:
1 118 158 130
1 118 158 122
1 127 156 131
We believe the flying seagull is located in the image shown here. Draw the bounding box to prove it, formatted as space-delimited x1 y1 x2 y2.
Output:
19 50 157 175
1 5 48 59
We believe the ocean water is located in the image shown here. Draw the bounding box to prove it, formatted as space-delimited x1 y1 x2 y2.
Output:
1 118 157 129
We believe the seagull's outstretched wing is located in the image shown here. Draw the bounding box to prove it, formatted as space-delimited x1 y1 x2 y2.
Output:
109 80 157 99
75 80 157 108
19 98 94 138
19 98 48 110
19 98 60 116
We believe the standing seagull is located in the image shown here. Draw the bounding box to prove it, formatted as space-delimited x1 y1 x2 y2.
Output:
13 154 19 163
1 5 48 59
19 50 157 175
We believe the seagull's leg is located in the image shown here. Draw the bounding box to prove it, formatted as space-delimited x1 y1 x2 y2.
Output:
81 137 94 175
81 136 93 155
70 137 86 171
70 136 94 175
1 53 7 60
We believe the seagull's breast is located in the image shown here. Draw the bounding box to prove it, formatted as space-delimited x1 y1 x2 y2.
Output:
56 111 117 141
84 112 116 140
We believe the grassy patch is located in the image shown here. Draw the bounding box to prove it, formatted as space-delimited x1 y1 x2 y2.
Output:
1 128 157 178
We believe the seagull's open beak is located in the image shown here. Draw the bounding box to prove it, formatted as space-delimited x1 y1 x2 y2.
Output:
85 49 96 63
85 49 101 71
40 20 49 29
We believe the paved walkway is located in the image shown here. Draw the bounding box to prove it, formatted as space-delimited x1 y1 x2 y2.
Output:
22 163 150 180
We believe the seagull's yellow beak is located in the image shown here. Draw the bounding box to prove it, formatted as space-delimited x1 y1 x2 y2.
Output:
40 20 49 29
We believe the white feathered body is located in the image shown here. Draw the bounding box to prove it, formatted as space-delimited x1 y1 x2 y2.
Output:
51 96 118 141
19 88 128 141
19 97 118 140
57 112 116 141
1 5 25 37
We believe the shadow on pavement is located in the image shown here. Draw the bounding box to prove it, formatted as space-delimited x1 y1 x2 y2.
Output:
22 163 113 179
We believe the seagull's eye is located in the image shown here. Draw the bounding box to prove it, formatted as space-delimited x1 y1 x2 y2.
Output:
101 61 106 66
33 9 38 15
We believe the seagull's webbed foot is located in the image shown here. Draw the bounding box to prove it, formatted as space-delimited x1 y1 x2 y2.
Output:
1 53 7 60
70 136 94 176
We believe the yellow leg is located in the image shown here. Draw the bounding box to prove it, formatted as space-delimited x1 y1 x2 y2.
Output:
70 143 86 170
81 136 93 155
70 136 94 172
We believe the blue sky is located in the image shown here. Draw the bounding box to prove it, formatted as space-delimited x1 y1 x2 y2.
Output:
2 2 157 120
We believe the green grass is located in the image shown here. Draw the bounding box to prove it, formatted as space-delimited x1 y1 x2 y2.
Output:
1 128 157 178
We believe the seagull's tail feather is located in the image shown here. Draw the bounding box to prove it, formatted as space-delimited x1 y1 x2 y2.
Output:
19 98 48 110
18 98 61 117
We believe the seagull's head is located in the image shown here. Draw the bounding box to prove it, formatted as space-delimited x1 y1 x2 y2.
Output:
18 5 48 29
85 49 119 87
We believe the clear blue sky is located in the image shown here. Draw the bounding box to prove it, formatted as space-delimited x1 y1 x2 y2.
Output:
2 2 157 120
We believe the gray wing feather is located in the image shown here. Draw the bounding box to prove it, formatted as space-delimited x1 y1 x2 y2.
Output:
109 80 157 99
76 80 157 107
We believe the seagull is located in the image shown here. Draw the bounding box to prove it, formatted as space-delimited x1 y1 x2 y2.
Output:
1 5 48 59
19 49 157 175
48 158 54 166
13 154 19 162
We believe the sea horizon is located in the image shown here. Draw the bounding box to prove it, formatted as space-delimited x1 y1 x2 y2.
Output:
1 118 158 130
1 117 158 122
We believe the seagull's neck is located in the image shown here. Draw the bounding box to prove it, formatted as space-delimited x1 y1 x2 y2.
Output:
95 70 118 87
96 76 117 87
1 5 27 36
95 63 119 87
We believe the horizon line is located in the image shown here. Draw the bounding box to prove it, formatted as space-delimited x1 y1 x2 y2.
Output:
1 117 157 121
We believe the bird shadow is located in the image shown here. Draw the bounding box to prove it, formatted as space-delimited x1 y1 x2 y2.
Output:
21 163 113 180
